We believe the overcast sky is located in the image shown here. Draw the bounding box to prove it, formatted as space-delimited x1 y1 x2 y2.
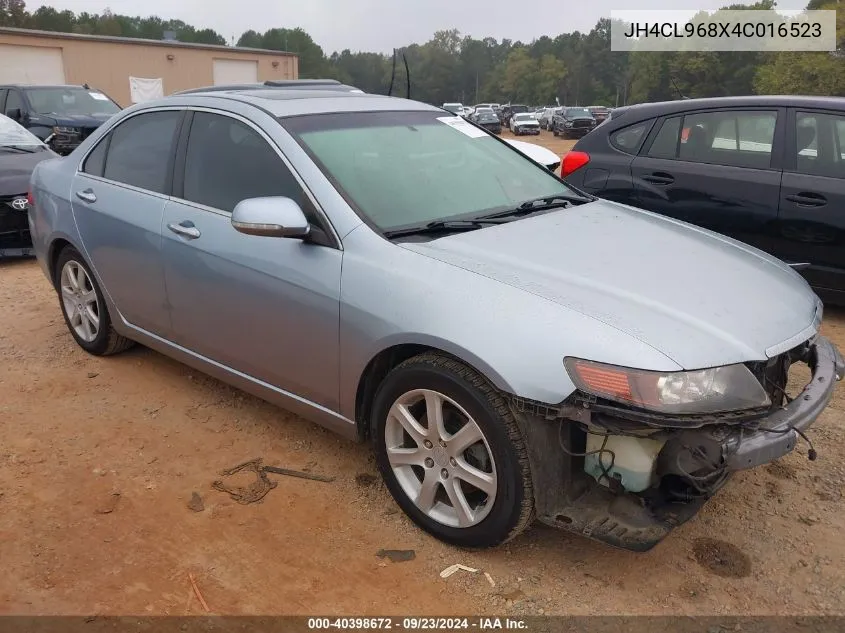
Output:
27 0 812 53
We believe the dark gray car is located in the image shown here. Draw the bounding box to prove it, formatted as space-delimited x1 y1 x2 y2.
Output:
562 96 845 305
0 114 57 257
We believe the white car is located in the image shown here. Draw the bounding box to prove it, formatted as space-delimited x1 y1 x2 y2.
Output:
504 139 560 172
510 112 541 136
442 102 464 116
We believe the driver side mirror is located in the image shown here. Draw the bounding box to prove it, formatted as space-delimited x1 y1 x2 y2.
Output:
231 197 311 238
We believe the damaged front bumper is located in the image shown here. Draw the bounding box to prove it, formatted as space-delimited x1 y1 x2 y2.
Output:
511 335 843 552
0 197 35 259
712 336 842 471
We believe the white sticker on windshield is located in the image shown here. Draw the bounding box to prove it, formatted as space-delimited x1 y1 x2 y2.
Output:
89 92 109 101
437 116 487 138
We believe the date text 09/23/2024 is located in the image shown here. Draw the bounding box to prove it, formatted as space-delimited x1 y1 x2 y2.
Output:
307 618 528 630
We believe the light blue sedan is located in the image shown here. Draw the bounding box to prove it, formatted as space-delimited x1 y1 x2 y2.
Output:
28 85 843 551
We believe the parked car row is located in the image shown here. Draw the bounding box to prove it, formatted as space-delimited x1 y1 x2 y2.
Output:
25 83 843 554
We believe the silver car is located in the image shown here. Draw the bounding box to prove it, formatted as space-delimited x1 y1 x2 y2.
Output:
28 86 844 552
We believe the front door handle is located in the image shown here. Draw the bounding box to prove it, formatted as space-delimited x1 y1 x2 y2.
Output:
642 172 674 185
786 192 827 207
75 189 97 203
167 220 201 239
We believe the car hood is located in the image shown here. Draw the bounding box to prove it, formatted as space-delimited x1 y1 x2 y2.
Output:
31 113 113 127
400 201 819 369
0 149 57 196
504 139 560 168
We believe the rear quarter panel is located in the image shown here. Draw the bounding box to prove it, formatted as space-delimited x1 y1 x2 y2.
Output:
566 119 653 206
29 156 81 283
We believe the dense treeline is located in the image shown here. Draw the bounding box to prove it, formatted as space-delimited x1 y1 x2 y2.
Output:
0 0 841 106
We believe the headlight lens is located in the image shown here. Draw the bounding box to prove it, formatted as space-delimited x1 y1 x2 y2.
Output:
53 126 81 135
564 358 771 414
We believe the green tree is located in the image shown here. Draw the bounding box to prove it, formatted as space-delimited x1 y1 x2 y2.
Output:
500 47 537 102
755 1 845 94
0 0 28 27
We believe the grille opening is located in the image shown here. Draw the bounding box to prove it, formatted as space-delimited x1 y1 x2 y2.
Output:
747 342 814 409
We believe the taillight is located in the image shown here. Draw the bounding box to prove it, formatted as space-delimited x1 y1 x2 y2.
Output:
26 190 34 206
561 151 590 177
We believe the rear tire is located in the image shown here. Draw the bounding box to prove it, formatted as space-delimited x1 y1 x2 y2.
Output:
55 246 135 356
372 352 534 548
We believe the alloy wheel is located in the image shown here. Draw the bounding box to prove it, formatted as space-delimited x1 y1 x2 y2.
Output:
384 388 497 528
60 260 100 343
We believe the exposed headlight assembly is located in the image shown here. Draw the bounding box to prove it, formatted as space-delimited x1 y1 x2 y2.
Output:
53 126 81 135
564 358 771 414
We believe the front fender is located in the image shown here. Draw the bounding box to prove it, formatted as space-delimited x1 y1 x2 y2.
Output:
337 226 680 421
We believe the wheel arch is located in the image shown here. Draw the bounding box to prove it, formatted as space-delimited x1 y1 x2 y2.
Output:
353 340 516 442
47 237 75 288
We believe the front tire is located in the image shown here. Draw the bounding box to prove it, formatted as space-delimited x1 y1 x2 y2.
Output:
55 246 135 356
372 352 534 548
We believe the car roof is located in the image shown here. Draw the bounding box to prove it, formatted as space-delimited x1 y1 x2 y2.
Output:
150 88 441 118
173 79 365 96
611 95 845 122
0 84 91 89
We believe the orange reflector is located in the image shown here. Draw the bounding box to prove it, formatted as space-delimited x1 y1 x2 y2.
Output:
574 361 633 400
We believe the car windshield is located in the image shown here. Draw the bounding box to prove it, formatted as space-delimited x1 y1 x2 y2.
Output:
565 108 593 118
510 105 529 113
443 104 462 114
24 87 121 116
0 113 43 147
284 110 576 232
514 114 534 121
478 111 497 120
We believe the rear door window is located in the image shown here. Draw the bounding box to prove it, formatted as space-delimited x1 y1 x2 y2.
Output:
794 111 845 179
83 136 108 177
647 116 682 159
102 110 181 194
677 110 777 169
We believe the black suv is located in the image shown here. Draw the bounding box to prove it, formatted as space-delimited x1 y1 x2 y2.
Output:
552 107 597 138
0 84 122 155
562 95 845 304
501 104 530 127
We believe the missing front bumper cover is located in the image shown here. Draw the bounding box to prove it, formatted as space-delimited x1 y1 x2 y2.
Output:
512 336 842 552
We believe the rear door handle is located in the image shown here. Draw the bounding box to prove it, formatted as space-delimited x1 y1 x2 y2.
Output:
642 172 674 185
167 220 201 239
786 192 827 207
75 189 97 203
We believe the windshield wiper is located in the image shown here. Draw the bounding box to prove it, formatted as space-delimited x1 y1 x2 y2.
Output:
383 218 505 239
478 193 593 221
0 145 41 154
